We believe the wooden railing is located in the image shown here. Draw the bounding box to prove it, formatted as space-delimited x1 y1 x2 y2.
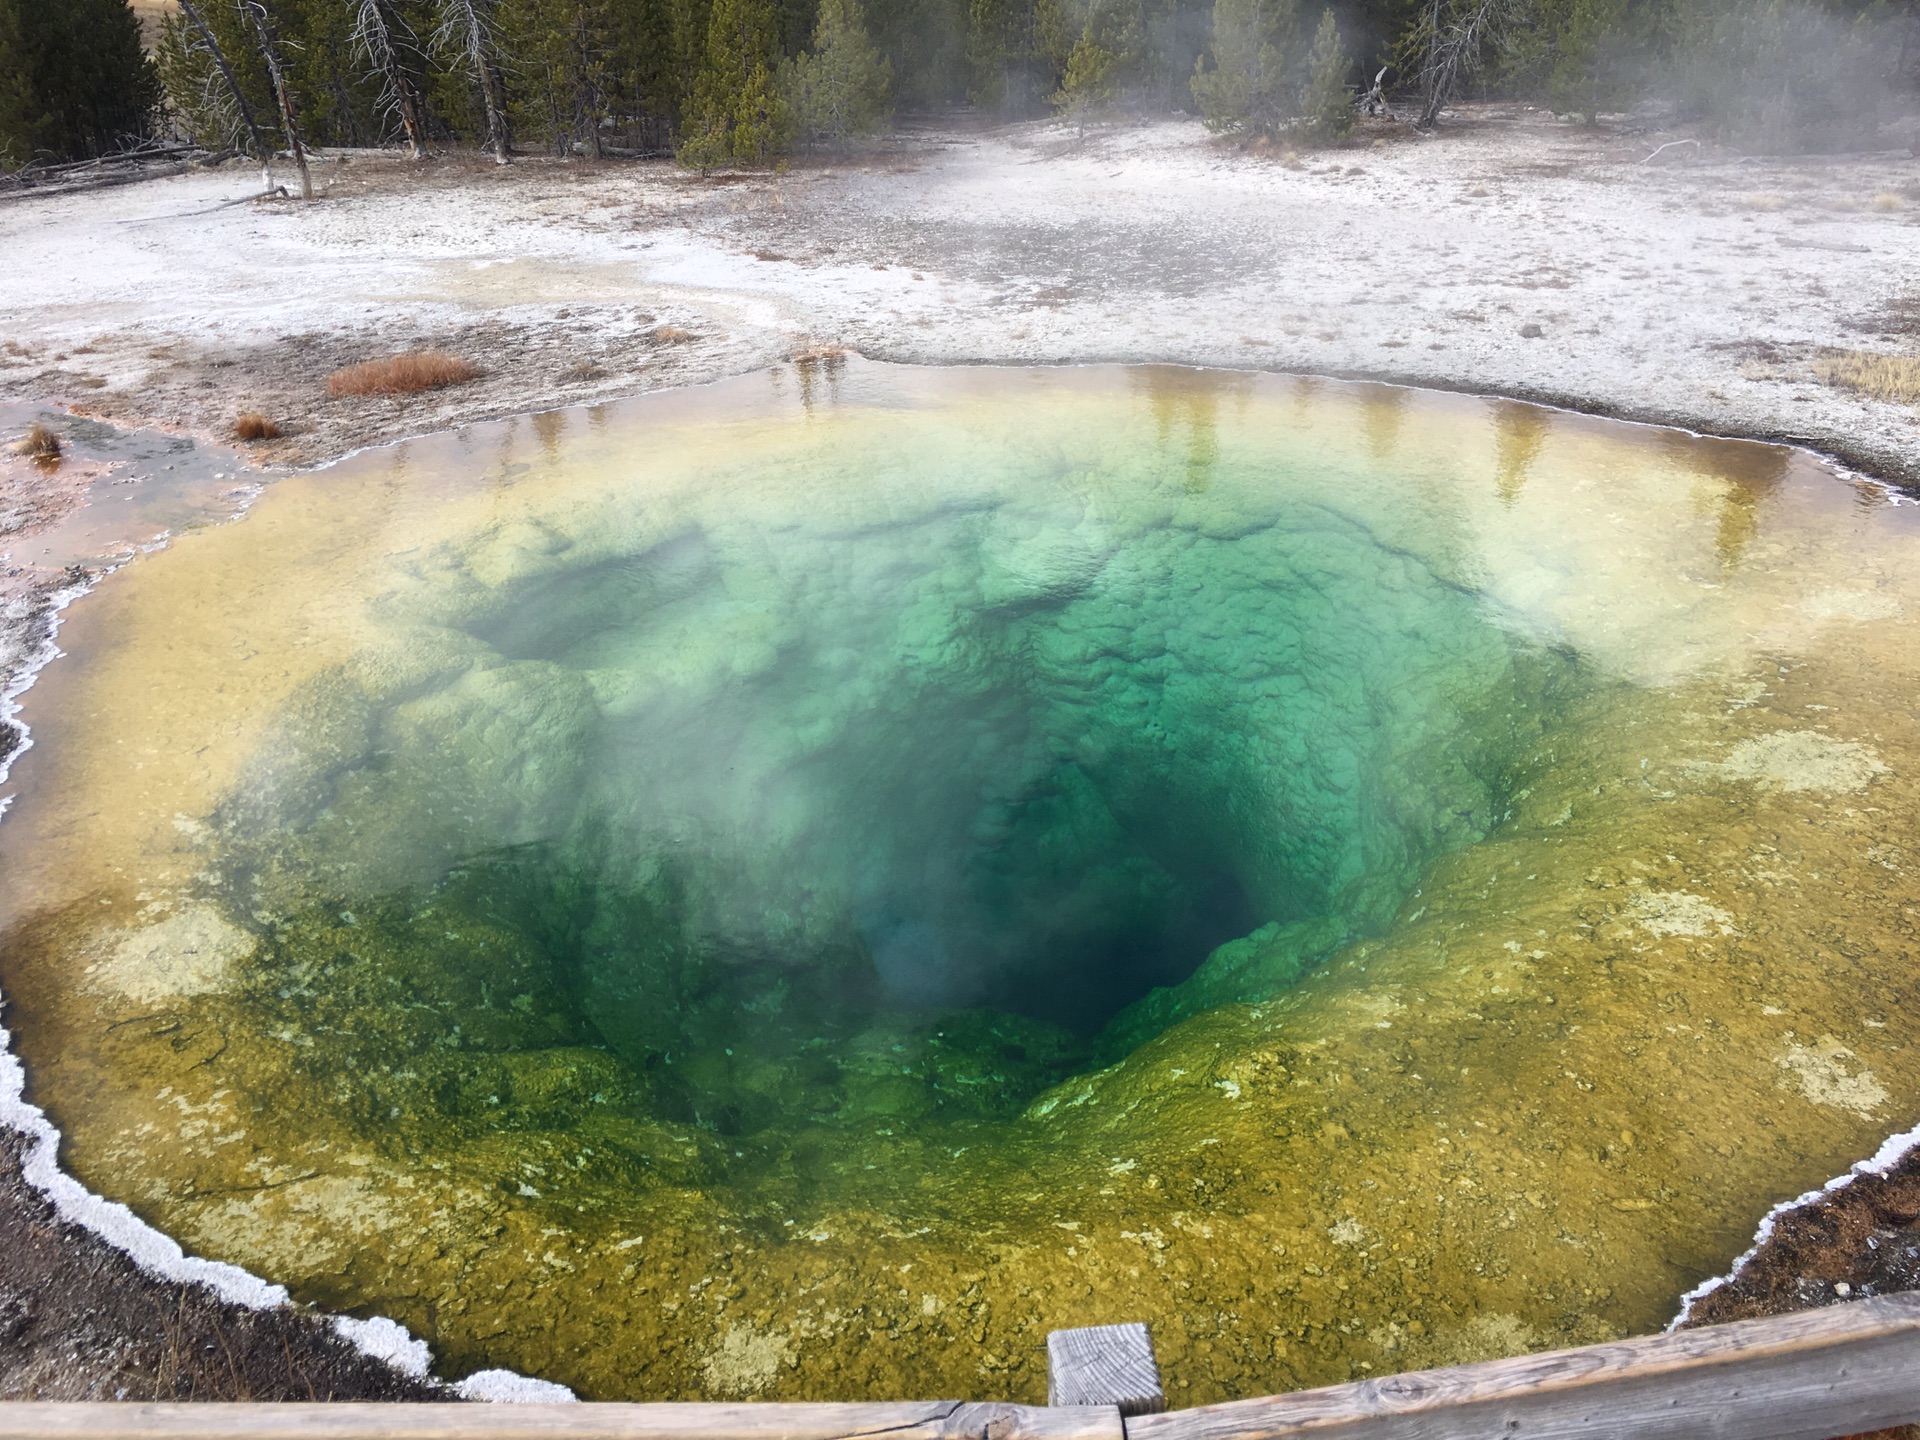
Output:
5 1290 1920 1439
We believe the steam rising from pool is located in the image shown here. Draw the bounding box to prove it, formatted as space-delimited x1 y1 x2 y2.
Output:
210 385 1552 1126
1 361 1916 1402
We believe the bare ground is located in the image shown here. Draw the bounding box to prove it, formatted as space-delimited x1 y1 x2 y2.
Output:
1685 1148 1920 1331
2 102 1919 1405
1680 1148 1920 1440
2 107 1916 481
0 1131 440 1401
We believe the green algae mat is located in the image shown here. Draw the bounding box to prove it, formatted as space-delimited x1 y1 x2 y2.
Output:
1 360 1916 1402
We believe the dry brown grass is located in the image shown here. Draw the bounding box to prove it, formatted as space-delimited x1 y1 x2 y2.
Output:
232 412 282 442
15 422 61 463
1814 350 1920 406
325 351 477 398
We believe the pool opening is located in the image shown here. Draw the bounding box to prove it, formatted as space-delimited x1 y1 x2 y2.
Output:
220 532 1550 1148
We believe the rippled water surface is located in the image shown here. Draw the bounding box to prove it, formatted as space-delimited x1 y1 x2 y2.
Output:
2 361 1916 1400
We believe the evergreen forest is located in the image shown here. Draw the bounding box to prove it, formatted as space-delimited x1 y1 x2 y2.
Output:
0 0 1914 171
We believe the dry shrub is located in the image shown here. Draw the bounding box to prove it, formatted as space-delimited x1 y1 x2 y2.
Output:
1814 350 1920 406
651 325 695 345
326 351 477 398
233 412 282 442
1871 192 1903 213
16 423 61 463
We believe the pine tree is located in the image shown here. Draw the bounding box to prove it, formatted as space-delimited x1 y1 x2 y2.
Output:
865 0 966 109
1051 29 1118 117
1046 0 1163 113
0 0 158 164
1549 0 1627 121
32 0 1855 175
499 0 616 156
0 0 36 167
782 0 890 149
1190 0 1297 134
60 0 159 156
666 0 714 117
269 0 384 148
162 0 274 179
679 0 788 166
967 0 1045 111
601 0 695 150
1296 6 1349 137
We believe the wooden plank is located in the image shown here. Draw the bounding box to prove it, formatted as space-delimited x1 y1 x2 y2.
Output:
1128 1289 1920 1440
951 1402 1125 1440
1048 1324 1166 1416
11 1290 1920 1440
0 1400 1123 1440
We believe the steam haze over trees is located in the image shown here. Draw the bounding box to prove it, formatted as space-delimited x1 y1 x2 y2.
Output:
0 0 1914 170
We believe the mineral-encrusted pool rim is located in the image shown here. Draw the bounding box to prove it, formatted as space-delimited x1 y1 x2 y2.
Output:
0 586 573 1403
0 445 574 1402
2 359 1916 1400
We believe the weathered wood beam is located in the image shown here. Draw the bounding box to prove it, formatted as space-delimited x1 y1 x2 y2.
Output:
9 1292 1920 1440
0 1400 1123 1440
1048 1324 1166 1416
1127 1290 1920 1440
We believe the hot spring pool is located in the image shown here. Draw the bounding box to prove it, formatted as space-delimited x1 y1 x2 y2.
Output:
1 360 1915 1400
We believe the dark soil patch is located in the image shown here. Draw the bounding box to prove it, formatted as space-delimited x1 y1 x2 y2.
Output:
1682 1151 1920 1327
1679 1146 1920 1440
0 1127 442 1400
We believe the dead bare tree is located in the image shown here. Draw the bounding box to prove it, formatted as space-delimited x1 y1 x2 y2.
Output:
436 0 511 164
1407 0 1510 130
353 0 430 159
239 0 314 199
175 0 274 188
1358 64 1392 117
